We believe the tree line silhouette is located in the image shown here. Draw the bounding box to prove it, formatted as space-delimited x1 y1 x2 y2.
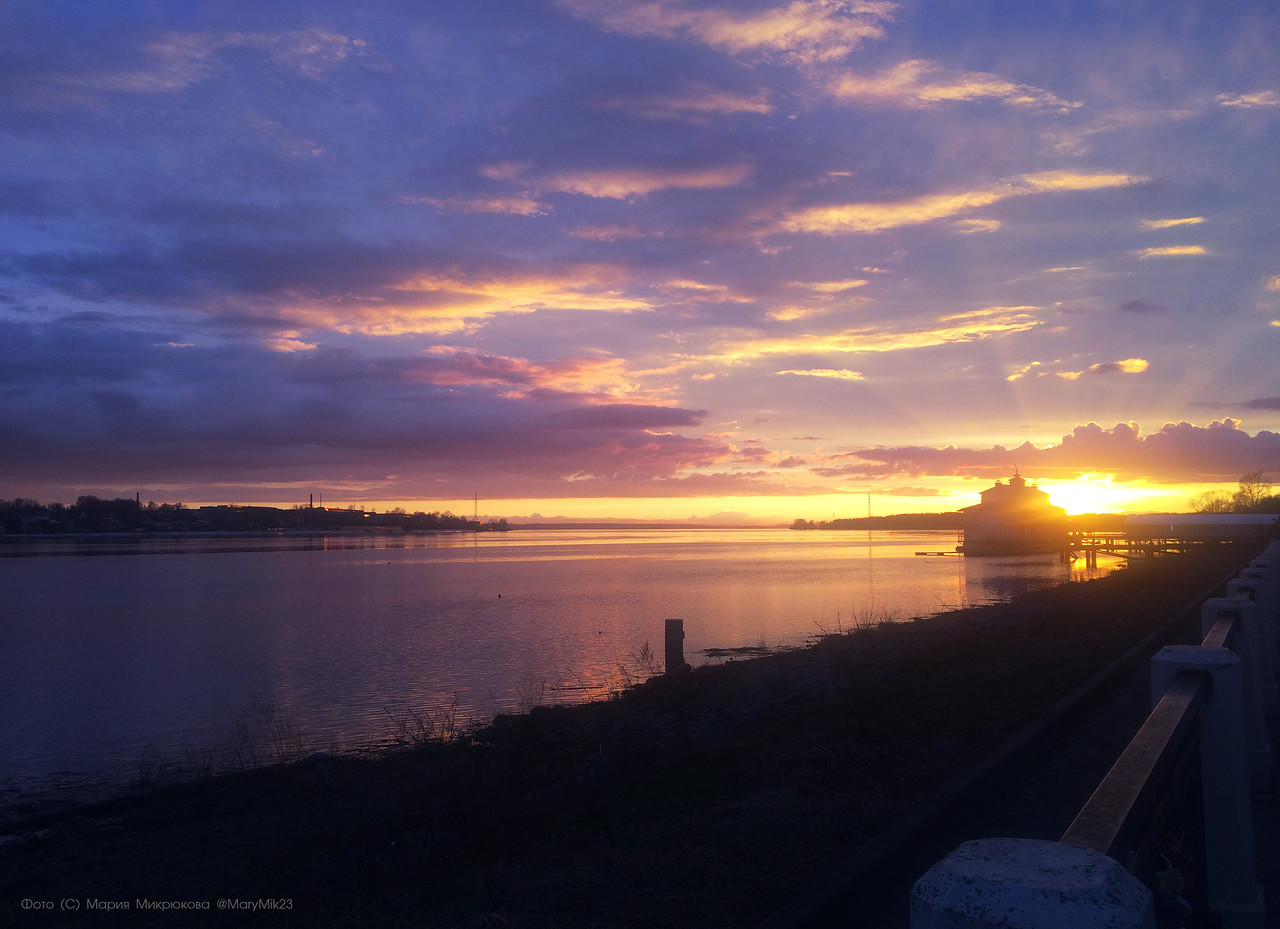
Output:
1190 471 1279 514
0 497 508 535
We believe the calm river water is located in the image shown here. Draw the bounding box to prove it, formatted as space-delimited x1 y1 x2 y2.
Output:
0 528 1121 809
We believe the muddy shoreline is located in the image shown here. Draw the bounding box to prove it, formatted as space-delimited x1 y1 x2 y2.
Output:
1 546 1255 927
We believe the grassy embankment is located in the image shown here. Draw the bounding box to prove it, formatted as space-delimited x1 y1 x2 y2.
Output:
0 545 1252 928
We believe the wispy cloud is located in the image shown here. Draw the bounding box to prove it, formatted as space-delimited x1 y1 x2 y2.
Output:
1119 300 1167 314
419 347 639 397
955 218 1001 233
828 59 1080 111
1216 90 1280 109
654 279 754 303
409 195 549 216
279 269 657 337
1009 357 1150 381
568 224 653 241
543 164 752 199
1056 358 1149 380
14 29 369 108
717 306 1041 360
1140 217 1205 230
454 160 751 201
558 0 896 62
594 84 773 121
1135 246 1208 259
777 368 864 379
774 171 1143 235
803 279 868 293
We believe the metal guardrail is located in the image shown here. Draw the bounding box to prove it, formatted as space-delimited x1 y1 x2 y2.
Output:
1059 600 1246 870
911 541 1280 929
1059 668 1206 870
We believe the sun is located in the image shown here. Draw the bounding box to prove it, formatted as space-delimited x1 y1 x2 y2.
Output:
1037 474 1144 515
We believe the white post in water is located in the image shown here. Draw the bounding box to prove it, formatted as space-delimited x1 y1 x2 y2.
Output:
664 618 688 674
1151 646 1264 929
1200 597 1270 787
910 838 1154 928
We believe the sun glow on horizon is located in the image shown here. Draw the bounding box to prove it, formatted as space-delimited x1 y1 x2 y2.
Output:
141 476 1225 525
1036 474 1199 515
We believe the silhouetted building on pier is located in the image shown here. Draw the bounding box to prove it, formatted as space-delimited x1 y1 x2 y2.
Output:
959 472 1068 555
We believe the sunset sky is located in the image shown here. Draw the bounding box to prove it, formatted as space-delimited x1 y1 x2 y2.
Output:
3 1 1279 522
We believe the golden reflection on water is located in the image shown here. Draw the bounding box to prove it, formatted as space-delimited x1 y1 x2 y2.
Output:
1 528 1125 799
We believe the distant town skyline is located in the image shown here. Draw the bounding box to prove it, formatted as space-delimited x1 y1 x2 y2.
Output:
2 1 1278 521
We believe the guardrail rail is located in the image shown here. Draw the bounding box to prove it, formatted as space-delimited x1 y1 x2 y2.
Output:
911 540 1280 929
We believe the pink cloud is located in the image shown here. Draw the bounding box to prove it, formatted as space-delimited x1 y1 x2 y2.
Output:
822 420 1280 483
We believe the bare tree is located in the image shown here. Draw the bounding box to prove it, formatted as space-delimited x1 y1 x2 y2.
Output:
1233 471 1273 512
1190 490 1234 513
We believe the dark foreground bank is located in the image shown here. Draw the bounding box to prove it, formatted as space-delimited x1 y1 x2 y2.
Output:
0 546 1254 928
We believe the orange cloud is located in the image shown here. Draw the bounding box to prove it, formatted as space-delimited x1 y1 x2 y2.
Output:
1056 358 1149 379
478 162 531 181
1139 217 1205 230
653 278 754 303
775 171 1143 235
776 368 864 379
419 347 638 396
763 278 871 319
543 164 752 199
263 334 319 353
1005 361 1043 381
558 0 895 63
409 194 548 216
1012 357 1149 380
828 59 1080 111
1216 91 1280 109
804 278 868 293
1135 246 1208 258
716 305 1041 360
955 218 1001 233
279 268 654 336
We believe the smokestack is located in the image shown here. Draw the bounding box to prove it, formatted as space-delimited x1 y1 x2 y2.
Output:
310 493 313 509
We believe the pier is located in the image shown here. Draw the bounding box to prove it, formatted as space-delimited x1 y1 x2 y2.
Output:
1066 530 1195 565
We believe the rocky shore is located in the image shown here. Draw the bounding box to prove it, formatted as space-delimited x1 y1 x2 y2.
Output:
1 545 1253 928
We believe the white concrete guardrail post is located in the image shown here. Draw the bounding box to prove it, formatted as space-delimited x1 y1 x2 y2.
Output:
1150 646 1264 929
1247 554 1280 679
1239 563 1279 633
1200 597 1271 787
910 838 1154 928
1228 576 1279 714
1254 542 1279 684
1247 557 1279 600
